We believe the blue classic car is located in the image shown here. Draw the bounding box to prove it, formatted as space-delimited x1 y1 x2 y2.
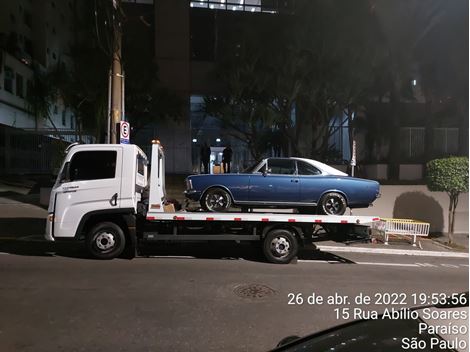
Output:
185 157 380 215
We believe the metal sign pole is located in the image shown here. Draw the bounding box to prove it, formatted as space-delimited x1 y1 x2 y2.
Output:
351 139 356 177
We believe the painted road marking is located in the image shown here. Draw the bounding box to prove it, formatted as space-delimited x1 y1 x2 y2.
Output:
316 245 469 258
298 259 467 269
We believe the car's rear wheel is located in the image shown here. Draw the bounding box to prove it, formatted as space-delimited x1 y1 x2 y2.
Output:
201 187 232 212
319 192 347 215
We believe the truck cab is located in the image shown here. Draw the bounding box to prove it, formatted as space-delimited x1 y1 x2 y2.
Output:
45 143 148 242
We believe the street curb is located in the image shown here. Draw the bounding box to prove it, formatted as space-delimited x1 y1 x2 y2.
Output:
430 239 468 252
316 245 469 258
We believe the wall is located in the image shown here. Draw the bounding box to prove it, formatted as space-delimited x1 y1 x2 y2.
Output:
352 185 469 234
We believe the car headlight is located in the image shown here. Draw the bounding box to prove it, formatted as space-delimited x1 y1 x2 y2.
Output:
186 178 193 189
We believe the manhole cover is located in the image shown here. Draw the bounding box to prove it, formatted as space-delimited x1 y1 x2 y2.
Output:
234 284 276 299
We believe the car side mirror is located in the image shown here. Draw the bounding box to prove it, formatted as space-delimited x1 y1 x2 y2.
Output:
262 168 271 177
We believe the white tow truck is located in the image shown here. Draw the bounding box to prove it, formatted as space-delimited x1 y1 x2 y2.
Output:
45 141 380 263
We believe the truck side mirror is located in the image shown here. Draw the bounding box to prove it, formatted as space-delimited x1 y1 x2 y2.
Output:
60 162 71 183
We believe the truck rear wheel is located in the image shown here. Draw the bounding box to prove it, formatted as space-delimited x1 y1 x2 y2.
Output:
263 228 298 264
86 222 126 259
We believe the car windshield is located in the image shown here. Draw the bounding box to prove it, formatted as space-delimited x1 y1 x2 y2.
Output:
274 317 453 352
243 160 263 173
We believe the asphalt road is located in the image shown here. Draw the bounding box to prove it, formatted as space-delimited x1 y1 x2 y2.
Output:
0 242 468 352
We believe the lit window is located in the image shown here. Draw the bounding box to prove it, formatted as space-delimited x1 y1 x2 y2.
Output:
189 0 274 13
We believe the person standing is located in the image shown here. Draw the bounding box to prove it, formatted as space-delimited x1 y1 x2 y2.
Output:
222 145 233 173
200 142 211 174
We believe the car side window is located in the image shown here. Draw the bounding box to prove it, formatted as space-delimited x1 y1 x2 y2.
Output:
267 159 296 175
297 161 322 175
69 151 117 181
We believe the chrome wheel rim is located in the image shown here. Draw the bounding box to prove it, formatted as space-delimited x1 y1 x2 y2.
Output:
270 237 290 258
95 232 116 251
324 196 343 215
205 191 229 211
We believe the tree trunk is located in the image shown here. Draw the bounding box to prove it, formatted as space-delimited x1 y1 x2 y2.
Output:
447 194 457 244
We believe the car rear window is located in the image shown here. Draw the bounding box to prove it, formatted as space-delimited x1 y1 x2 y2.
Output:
297 161 322 175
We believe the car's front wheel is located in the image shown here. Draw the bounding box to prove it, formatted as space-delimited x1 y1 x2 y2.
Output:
201 187 232 212
319 192 347 215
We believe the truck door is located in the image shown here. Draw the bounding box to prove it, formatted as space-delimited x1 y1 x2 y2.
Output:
52 147 122 238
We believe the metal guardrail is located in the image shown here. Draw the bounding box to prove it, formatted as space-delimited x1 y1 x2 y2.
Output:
373 218 430 247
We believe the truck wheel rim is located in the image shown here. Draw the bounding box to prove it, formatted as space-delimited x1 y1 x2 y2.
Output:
95 232 116 250
270 237 290 257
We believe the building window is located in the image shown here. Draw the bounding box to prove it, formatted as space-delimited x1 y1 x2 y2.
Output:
16 73 24 98
24 11 32 28
400 127 425 159
4 66 14 93
26 80 33 98
24 38 33 56
189 0 282 13
433 128 459 156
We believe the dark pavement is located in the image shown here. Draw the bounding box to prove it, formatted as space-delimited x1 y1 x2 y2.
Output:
0 251 468 352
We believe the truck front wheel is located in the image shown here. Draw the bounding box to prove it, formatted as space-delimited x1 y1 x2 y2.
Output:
263 228 298 264
86 222 126 259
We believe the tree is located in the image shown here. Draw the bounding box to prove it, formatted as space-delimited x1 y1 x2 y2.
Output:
371 0 446 177
426 157 469 244
205 1 379 160
25 64 64 135
203 18 280 160
121 10 183 135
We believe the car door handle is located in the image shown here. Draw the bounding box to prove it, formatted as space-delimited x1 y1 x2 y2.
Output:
291 179 299 183
110 193 118 206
